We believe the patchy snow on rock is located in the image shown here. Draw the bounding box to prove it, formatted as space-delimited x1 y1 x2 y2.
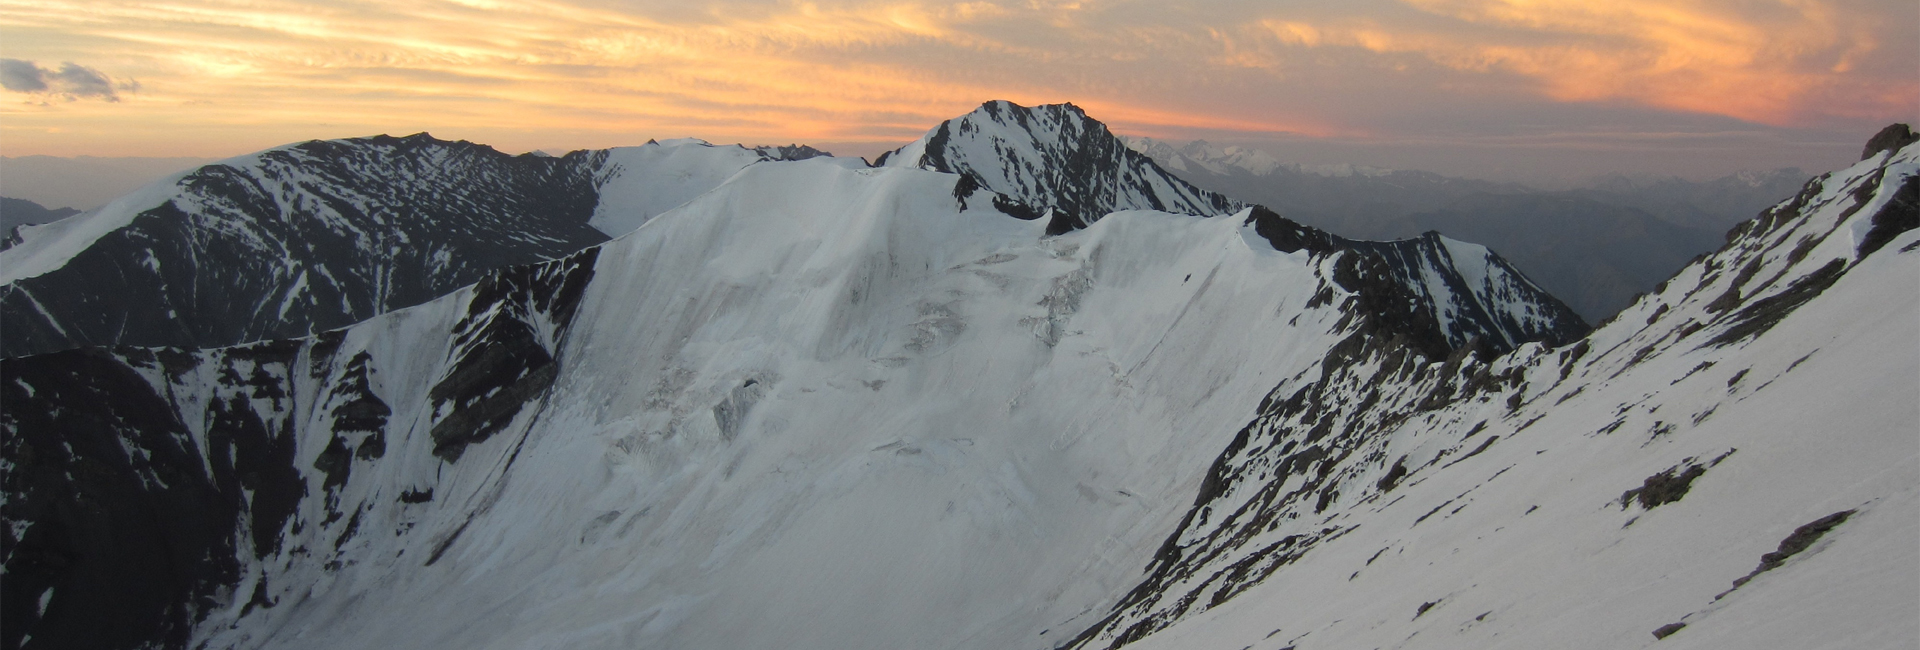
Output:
0 134 851 358
885 101 1240 232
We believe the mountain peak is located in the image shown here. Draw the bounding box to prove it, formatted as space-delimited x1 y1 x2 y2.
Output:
880 100 1239 234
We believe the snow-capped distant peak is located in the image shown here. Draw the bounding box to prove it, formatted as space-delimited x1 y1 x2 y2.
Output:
1120 136 1283 177
1290 161 1395 178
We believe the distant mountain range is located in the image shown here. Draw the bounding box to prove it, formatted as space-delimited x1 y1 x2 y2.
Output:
1122 137 1809 321
4 136 1807 326
0 155 217 211
0 198 79 233
0 104 1580 359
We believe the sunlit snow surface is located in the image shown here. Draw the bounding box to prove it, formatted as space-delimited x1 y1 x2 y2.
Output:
170 158 1371 649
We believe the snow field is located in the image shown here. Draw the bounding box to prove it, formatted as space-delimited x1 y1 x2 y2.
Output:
194 157 1372 650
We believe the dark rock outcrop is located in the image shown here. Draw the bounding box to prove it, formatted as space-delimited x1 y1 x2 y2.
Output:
1861 123 1917 160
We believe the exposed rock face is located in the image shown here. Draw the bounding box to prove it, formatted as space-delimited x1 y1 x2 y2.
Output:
1243 206 1588 355
426 249 599 461
751 144 834 161
1 250 600 650
1861 123 1918 160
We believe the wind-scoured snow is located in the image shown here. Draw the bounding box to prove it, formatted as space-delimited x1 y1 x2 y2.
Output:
1431 234 1566 350
0 134 612 357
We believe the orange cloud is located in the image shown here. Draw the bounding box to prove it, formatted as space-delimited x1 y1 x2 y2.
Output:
1255 0 1915 125
0 0 1911 157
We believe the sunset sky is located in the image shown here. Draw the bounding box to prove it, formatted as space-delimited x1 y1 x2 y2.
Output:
2 0 1915 182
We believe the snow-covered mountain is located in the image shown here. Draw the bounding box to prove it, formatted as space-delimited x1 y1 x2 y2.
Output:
1120 135 1812 323
1381 195 1727 321
882 101 1585 354
0 103 1588 650
880 101 1240 234
0 101 1576 362
0 135 842 358
6 108 1907 650
1065 133 1919 650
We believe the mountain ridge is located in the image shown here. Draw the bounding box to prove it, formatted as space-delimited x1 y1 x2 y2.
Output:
1061 133 1918 650
1120 135 1808 322
1 102 1590 650
0 136 840 358
1 101 1582 360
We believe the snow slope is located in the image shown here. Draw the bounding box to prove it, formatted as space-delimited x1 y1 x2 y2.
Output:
0 136 819 358
1064 136 1919 650
0 132 1590 649
1 157 1330 650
